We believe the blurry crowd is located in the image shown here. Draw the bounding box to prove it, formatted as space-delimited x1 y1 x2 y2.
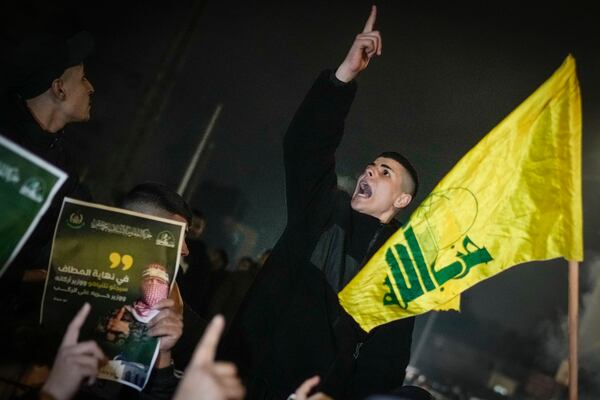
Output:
177 209 270 331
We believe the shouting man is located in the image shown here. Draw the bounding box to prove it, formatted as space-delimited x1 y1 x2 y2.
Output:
223 6 418 400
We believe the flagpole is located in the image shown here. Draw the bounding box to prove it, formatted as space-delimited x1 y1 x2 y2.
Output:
568 260 579 400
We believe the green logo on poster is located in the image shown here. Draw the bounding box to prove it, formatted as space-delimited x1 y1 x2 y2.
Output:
156 231 175 248
19 177 46 203
67 211 85 229
0 161 20 183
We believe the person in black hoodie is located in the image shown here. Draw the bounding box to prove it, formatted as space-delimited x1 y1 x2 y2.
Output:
0 32 97 379
0 31 95 289
222 6 419 400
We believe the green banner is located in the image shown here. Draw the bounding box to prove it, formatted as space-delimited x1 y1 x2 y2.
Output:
0 135 67 278
41 198 186 391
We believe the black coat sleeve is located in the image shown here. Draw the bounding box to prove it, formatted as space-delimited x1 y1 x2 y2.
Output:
348 317 415 399
283 70 357 229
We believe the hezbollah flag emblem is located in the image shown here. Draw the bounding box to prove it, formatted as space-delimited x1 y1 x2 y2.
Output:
339 55 583 332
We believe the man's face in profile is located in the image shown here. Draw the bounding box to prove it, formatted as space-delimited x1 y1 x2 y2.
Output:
60 63 94 123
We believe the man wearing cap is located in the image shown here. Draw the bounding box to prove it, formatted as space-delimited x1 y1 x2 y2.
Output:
0 30 94 182
0 31 95 286
0 32 98 386
223 6 417 399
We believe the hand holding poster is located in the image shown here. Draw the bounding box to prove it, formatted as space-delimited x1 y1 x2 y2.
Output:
0 135 67 278
41 198 186 391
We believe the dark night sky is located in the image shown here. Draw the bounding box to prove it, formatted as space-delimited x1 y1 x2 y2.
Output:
3 0 600 384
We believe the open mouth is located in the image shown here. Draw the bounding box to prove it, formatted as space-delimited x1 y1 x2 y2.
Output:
357 180 372 198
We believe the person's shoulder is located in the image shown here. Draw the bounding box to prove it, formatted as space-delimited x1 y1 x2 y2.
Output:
372 316 415 337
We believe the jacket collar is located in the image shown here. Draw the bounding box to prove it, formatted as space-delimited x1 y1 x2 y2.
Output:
1 94 65 151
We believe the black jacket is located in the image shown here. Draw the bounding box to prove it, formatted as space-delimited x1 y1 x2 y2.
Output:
0 94 92 368
223 71 414 400
0 94 91 289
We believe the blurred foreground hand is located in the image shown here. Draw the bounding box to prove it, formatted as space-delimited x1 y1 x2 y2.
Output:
41 303 107 400
290 375 334 400
174 315 245 400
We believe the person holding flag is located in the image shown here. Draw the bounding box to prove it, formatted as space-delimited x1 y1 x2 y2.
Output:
222 6 419 399
335 16 582 400
338 53 583 330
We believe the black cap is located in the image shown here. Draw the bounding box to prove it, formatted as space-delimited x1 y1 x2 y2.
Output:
8 31 94 99
378 151 419 198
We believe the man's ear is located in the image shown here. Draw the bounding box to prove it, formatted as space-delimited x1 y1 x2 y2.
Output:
394 193 412 209
50 78 65 101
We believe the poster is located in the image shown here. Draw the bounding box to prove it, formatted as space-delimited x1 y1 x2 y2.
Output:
41 198 186 390
0 134 68 278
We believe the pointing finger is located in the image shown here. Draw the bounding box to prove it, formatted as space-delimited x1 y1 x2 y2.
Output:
61 302 90 347
362 5 377 33
190 314 225 367
115 306 126 320
295 375 320 399
65 340 106 360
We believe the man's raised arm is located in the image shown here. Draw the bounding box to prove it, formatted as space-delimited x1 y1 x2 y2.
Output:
283 6 382 219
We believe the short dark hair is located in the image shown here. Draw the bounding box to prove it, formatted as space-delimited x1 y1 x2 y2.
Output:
119 182 192 225
378 151 419 198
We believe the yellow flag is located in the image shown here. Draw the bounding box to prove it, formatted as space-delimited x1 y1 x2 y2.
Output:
339 55 583 332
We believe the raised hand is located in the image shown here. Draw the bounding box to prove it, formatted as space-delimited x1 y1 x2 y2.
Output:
292 375 334 400
106 306 130 336
174 315 245 400
41 303 107 400
335 5 382 82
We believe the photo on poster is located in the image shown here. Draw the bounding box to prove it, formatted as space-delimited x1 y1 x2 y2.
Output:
41 198 186 391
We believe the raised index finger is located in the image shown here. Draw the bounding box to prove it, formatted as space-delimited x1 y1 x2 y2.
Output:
295 375 320 399
61 302 90 347
362 5 377 33
190 314 225 367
